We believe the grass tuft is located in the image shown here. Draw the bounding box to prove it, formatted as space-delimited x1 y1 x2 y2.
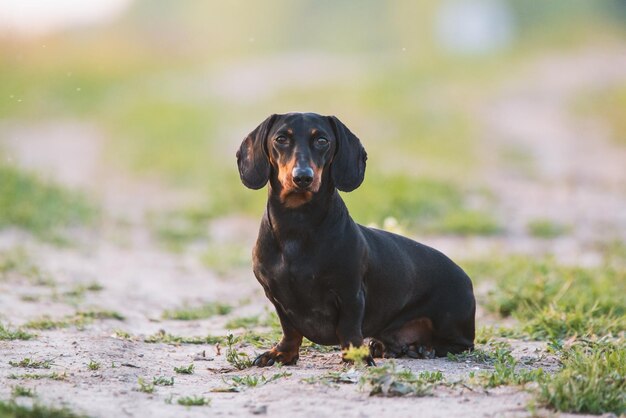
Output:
9 358 53 369
463 256 625 340
527 219 570 238
137 377 155 393
87 360 101 371
0 323 35 341
0 400 85 418
144 329 222 345
0 163 97 241
162 302 232 320
214 371 291 392
174 363 194 375
342 344 371 364
11 385 35 397
153 376 175 386
225 333 252 370
177 395 210 407
359 361 444 397
538 340 625 415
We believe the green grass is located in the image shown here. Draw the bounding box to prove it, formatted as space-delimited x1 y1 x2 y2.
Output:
11 385 35 398
112 329 133 340
24 310 124 331
463 256 625 339
143 330 222 345
9 358 53 369
0 163 97 241
173 364 194 375
0 323 35 341
8 372 66 381
470 345 546 388
0 400 85 418
342 344 371 364
153 376 175 386
225 316 262 329
435 210 501 236
137 377 155 394
177 395 210 407
527 219 570 238
105 98 217 183
538 340 625 415
87 360 101 371
214 371 291 392
162 301 232 320
342 175 464 228
225 333 252 370
359 361 444 397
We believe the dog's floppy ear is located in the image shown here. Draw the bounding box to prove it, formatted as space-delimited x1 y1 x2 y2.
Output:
328 116 367 192
236 114 278 189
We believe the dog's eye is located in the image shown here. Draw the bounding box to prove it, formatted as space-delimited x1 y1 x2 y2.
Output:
315 137 329 147
274 136 289 145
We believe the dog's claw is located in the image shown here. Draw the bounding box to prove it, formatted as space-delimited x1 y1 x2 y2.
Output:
253 349 298 367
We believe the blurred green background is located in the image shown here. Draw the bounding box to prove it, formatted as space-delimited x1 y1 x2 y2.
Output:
1 0 625 244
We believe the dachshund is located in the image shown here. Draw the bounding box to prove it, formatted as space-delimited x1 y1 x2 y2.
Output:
237 112 475 366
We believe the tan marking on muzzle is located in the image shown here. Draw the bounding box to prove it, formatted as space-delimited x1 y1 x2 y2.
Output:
277 159 323 208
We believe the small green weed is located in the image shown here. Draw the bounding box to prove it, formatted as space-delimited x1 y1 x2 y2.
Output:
174 363 194 374
144 329 222 345
11 385 35 397
359 361 444 397
177 395 210 407
471 346 546 388
113 329 132 340
9 358 53 369
8 372 66 380
137 377 155 393
153 376 175 386
225 333 252 370
0 323 35 341
215 371 291 392
87 360 101 371
302 368 360 386
342 344 371 364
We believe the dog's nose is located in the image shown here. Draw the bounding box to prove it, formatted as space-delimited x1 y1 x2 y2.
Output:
292 167 314 188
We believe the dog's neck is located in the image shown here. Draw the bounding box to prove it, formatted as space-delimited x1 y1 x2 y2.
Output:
265 179 349 240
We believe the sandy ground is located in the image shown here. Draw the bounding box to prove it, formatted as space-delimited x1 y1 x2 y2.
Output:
1 48 625 417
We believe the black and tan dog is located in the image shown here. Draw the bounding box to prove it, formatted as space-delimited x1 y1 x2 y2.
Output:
237 112 475 366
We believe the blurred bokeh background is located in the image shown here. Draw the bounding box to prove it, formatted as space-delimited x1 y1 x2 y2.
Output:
1 0 626 259
1 3 626 415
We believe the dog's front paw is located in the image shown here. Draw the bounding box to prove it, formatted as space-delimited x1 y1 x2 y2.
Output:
253 347 299 367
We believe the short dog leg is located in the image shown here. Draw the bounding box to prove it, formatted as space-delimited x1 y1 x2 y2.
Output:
254 307 302 367
336 291 375 366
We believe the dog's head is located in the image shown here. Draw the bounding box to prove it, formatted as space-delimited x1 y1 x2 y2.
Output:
237 113 367 208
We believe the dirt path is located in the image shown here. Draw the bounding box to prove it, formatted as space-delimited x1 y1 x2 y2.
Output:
1 47 625 417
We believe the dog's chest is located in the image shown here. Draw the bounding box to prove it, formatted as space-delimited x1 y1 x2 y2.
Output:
255 237 340 344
